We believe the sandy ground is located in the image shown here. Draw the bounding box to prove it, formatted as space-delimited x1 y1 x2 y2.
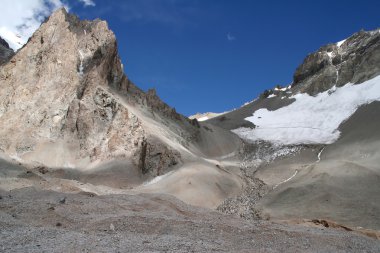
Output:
137 161 244 209
1 187 379 252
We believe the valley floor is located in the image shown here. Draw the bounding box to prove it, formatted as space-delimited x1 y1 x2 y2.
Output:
1 187 379 253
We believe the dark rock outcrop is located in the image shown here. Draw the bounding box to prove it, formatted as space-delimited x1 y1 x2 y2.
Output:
0 36 14 65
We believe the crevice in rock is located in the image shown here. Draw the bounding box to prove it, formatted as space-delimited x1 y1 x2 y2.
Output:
139 139 148 174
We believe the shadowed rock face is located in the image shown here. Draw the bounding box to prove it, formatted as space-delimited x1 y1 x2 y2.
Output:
293 29 380 95
0 8 196 175
0 36 14 65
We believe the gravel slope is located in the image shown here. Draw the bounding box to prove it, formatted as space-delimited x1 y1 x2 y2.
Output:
1 187 379 253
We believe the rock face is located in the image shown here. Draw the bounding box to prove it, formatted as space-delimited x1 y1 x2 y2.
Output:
293 29 380 95
0 8 197 176
0 36 14 65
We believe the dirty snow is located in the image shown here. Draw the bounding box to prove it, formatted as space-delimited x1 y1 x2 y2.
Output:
78 50 85 75
233 75 380 145
143 171 174 186
273 169 298 189
317 147 325 163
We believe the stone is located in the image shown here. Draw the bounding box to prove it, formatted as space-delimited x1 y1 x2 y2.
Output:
59 197 66 204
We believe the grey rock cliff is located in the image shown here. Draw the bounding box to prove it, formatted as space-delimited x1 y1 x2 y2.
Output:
0 8 198 175
293 28 380 95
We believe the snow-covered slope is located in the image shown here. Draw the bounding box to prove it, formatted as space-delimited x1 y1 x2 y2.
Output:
207 28 380 146
233 75 380 145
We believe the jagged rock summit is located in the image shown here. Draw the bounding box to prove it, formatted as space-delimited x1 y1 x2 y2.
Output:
0 8 234 174
1 8 173 171
293 29 380 95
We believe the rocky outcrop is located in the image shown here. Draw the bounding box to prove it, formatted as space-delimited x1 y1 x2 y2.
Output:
293 28 380 95
0 36 14 65
241 29 380 100
0 8 194 175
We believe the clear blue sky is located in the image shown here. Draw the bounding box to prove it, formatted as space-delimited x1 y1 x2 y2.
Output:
70 0 380 116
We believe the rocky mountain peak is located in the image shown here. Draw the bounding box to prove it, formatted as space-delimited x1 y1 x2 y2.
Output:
0 8 199 174
292 28 380 95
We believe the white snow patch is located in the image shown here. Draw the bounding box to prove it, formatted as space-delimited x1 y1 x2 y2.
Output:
273 170 298 189
78 50 84 75
327 52 334 58
233 75 380 145
78 49 93 76
143 171 174 186
64 162 76 168
337 39 346 47
268 94 277 98
198 116 209 121
242 98 258 107
189 111 228 121
317 147 325 163
9 154 23 162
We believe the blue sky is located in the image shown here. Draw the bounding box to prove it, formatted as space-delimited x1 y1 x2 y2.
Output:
7 0 380 116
